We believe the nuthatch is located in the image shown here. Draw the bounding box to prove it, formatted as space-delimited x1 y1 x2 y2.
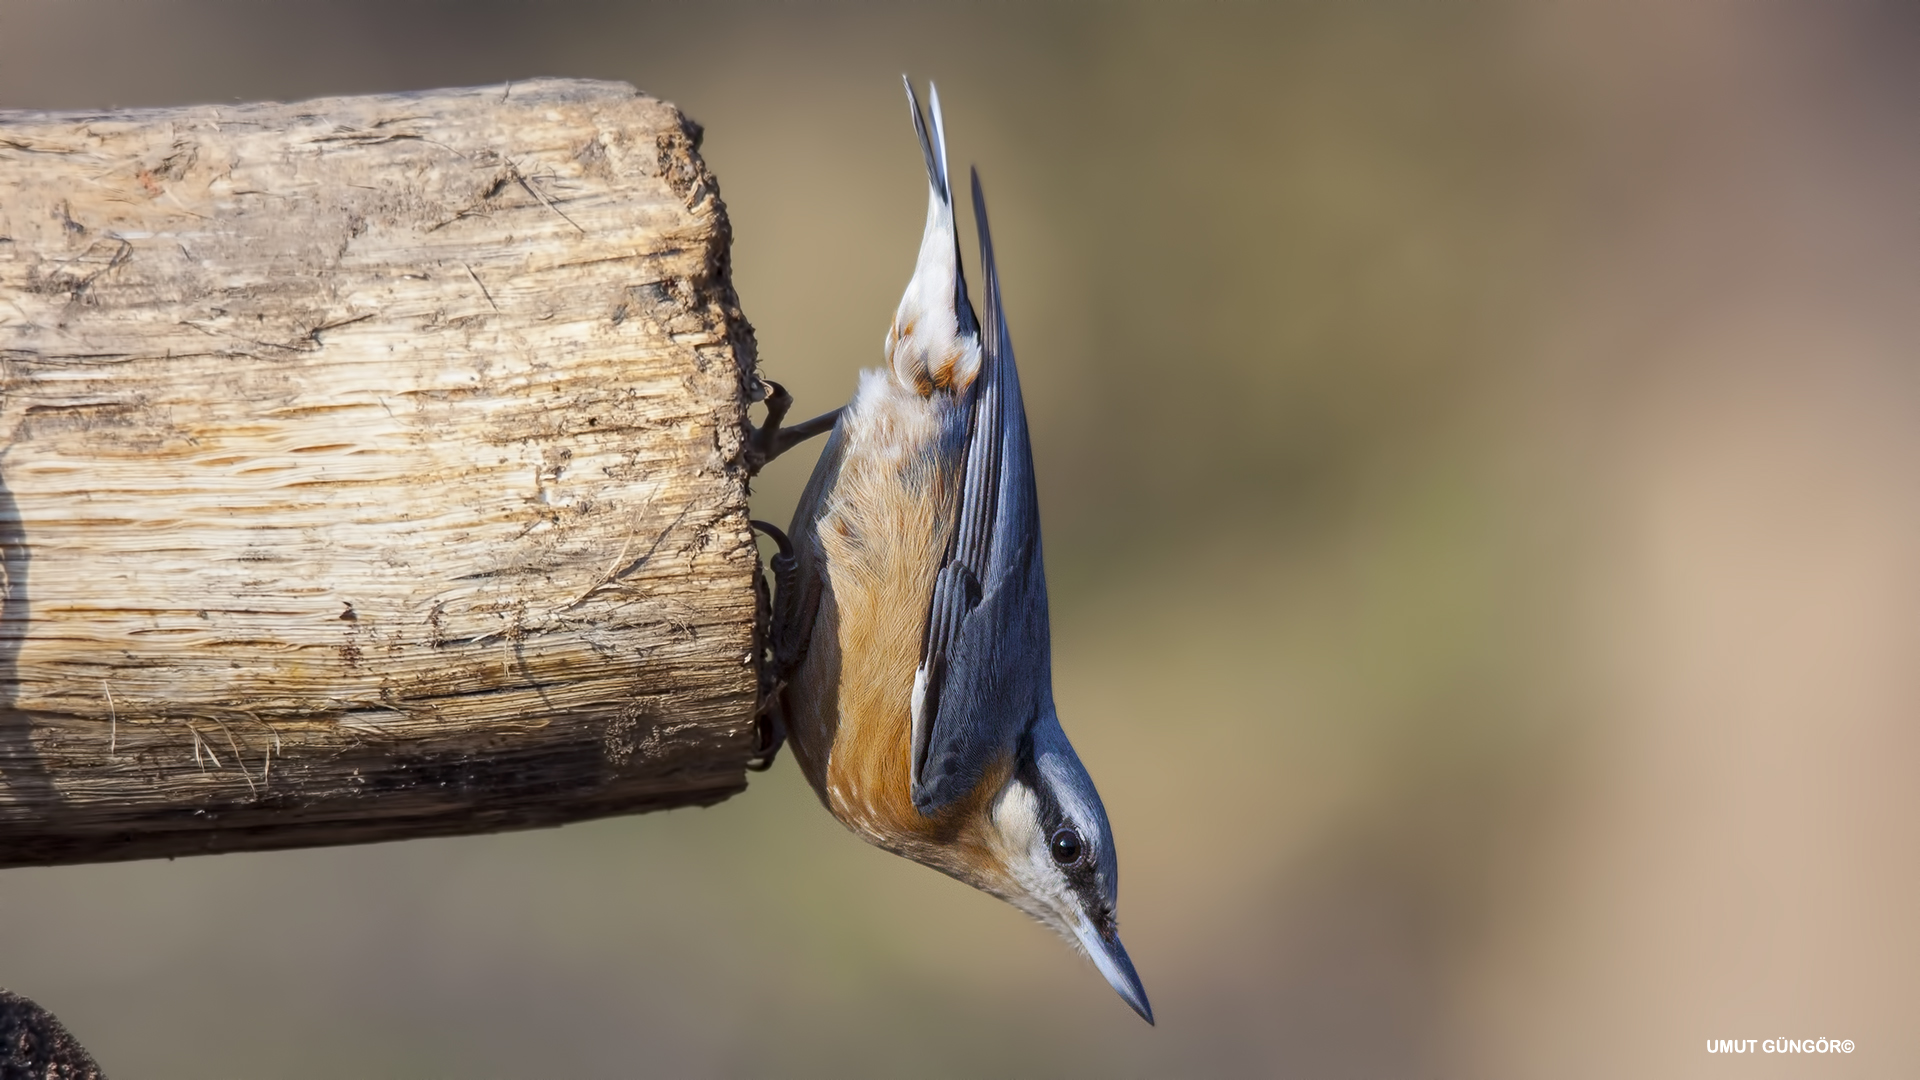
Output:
754 80 1151 1023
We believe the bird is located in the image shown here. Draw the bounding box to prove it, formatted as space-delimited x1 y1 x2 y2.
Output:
756 78 1152 1024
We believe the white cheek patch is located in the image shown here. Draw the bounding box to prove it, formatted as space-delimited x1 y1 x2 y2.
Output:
990 780 1076 926
991 780 1041 853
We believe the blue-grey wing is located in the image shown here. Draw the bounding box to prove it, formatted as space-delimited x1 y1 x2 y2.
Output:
909 170 1053 814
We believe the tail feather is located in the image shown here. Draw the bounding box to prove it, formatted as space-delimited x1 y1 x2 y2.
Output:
903 75 949 204
929 83 953 207
887 77 980 394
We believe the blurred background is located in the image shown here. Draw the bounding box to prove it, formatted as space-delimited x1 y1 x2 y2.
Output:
3 2 1918 1076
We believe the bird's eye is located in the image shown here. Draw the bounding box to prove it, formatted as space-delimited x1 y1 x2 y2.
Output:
1049 827 1084 866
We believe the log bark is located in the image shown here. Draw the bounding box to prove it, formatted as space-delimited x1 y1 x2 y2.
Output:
0 79 766 867
0 989 104 1079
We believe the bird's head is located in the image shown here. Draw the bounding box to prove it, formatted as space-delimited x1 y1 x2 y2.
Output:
931 720 1152 1024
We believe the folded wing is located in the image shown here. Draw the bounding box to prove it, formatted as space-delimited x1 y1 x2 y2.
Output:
910 169 1054 814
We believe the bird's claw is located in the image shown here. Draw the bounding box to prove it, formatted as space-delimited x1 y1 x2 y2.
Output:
747 700 786 772
748 518 805 771
745 380 841 475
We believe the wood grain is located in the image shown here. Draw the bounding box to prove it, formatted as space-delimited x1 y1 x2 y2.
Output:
0 79 766 866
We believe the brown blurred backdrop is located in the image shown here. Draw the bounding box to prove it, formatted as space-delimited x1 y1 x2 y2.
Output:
2 3 1917 1077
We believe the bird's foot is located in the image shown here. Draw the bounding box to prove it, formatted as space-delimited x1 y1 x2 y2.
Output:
745 381 840 475
747 699 787 772
748 518 803 771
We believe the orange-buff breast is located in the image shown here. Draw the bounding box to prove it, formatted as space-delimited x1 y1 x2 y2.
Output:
810 423 955 845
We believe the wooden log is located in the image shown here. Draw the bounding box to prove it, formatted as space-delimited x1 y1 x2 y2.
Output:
0 989 104 1079
0 79 766 867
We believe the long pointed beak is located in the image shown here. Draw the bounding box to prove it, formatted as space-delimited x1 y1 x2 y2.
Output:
1071 914 1154 1024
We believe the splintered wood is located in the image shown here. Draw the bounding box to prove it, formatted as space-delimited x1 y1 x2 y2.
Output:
0 79 765 866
